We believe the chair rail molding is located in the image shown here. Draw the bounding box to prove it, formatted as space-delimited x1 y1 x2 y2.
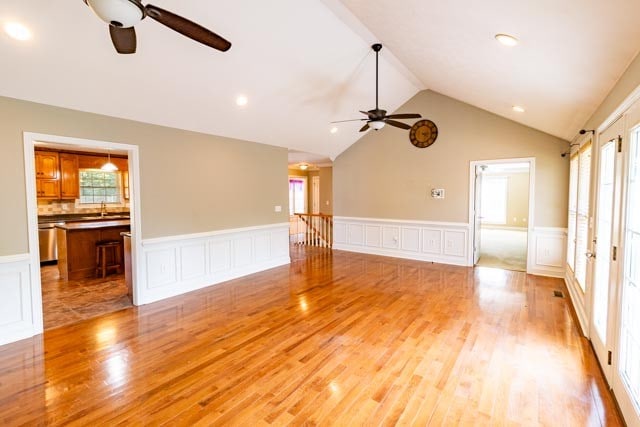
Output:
333 216 470 267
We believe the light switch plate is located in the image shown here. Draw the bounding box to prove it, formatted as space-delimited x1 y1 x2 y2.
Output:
274 205 282 212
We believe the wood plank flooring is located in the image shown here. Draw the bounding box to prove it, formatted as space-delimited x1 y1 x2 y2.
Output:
0 247 622 425
40 264 132 330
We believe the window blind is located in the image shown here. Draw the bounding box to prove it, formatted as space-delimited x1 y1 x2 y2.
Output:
574 143 592 291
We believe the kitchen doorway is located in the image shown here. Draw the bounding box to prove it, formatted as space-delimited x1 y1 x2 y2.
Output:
469 158 535 272
23 133 141 334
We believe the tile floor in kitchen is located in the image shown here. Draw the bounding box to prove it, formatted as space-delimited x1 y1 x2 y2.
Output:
41 264 132 330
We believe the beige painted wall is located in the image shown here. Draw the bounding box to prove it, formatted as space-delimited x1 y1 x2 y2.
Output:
334 90 569 227
482 170 529 228
0 96 289 256
319 167 333 215
583 52 640 131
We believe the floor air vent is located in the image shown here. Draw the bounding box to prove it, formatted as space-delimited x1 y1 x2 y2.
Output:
553 290 564 298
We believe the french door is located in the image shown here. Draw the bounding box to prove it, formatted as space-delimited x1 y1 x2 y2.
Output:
611 117 640 426
590 120 623 382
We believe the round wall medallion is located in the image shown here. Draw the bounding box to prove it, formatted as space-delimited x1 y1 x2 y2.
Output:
409 119 438 148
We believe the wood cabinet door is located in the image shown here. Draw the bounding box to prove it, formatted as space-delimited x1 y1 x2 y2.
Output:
122 170 130 200
35 152 59 179
37 179 60 199
59 153 79 199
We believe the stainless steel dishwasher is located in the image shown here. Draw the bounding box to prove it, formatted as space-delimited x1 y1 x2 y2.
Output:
38 222 64 263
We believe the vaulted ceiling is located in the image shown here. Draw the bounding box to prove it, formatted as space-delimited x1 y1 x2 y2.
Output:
1 0 639 160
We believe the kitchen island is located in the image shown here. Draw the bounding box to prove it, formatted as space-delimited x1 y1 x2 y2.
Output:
56 220 130 280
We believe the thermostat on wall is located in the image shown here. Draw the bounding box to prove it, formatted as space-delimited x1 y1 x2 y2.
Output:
431 188 445 199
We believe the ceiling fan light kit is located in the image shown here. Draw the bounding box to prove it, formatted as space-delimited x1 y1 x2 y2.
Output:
83 0 232 54
85 0 144 28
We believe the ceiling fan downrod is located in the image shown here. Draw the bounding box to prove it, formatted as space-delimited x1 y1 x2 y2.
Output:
372 43 382 111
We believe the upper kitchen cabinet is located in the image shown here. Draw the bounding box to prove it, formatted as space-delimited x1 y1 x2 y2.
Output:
36 179 60 199
59 153 79 199
78 154 128 171
35 151 59 179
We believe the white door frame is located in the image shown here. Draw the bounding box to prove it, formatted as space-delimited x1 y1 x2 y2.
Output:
467 157 536 271
23 132 143 335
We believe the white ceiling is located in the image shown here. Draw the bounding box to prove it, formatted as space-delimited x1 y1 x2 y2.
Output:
0 0 419 160
335 0 640 141
2 1 639 160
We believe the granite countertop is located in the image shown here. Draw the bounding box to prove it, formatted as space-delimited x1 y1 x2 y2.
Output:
55 219 131 231
38 213 130 223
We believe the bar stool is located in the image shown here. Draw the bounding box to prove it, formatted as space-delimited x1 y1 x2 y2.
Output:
95 240 121 278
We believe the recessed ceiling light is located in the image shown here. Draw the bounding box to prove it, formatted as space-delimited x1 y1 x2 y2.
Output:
495 33 518 47
236 95 248 106
330 127 338 134
512 105 525 113
4 22 32 41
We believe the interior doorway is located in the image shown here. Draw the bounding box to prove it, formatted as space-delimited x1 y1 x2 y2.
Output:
470 159 534 272
23 132 141 334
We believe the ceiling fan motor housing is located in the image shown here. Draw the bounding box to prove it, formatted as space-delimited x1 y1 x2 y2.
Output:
85 0 144 27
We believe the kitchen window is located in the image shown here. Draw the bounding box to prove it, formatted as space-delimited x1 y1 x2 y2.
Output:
79 170 121 204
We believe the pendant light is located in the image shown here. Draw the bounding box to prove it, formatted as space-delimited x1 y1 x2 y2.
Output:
101 152 118 172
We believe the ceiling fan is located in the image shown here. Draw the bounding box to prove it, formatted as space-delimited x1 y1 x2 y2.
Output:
332 43 421 132
83 0 232 54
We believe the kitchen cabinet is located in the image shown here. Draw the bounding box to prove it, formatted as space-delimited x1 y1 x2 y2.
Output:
122 170 130 200
59 153 79 199
35 152 59 179
36 178 60 199
78 154 128 171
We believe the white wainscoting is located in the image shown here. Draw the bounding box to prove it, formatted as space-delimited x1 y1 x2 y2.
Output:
138 223 291 304
0 254 39 346
334 217 470 266
527 227 568 278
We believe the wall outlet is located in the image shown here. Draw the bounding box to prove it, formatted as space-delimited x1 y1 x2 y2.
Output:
274 205 282 212
431 188 445 199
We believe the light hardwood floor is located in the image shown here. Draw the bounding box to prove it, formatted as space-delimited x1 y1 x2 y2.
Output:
0 246 622 425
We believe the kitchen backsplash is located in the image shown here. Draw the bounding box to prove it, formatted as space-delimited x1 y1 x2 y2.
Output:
38 200 130 215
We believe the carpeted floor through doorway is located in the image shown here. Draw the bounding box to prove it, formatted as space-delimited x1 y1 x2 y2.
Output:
476 227 528 271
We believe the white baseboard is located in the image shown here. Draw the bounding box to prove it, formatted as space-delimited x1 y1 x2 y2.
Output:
333 217 470 267
0 254 38 346
138 223 291 305
527 227 567 278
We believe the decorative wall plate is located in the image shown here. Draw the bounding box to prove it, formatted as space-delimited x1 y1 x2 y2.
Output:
409 119 438 148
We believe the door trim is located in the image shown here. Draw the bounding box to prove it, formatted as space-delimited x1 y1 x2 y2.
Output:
467 157 536 271
23 132 143 336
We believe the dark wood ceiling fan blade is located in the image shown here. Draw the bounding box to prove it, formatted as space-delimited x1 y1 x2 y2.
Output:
360 110 374 118
385 119 411 130
331 118 367 123
359 123 370 132
109 26 136 54
385 113 422 119
144 4 231 52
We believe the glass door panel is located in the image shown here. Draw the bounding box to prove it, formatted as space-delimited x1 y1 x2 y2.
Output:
593 140 616 342
617 127 640 418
